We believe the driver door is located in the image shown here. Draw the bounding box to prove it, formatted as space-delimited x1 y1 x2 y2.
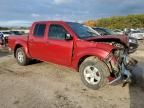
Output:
45 23 73 66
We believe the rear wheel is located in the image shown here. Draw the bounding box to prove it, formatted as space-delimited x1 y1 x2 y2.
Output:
79 56 110 90
16 48 30 66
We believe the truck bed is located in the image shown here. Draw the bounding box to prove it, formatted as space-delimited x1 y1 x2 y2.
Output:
8 35 28 50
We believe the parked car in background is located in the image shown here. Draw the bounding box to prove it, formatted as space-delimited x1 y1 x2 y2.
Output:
0 30 29 47
0 32 4 45
129 30 144 40
0 31 12 46
92 27 138 53
0 31 12 37
92 27 115 36
112 29 124 35
128 37 139 53
10 30 24 35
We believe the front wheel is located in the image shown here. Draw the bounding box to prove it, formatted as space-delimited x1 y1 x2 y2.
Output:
16 48 30 66
79 57 110 90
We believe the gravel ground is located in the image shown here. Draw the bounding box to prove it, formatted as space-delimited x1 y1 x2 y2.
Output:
0 41 144 108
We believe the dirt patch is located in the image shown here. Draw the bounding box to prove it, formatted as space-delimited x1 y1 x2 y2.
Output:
0 45 144 108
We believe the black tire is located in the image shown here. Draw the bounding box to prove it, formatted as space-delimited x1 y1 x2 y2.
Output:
79 56 110 90
16 48 30 66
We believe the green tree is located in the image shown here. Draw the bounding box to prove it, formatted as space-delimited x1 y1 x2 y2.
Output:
84 14 144 29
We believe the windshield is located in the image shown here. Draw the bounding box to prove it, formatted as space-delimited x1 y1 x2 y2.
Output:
93 28 115 35
67 22 99 39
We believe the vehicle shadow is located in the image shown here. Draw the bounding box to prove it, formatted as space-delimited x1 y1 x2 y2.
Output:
0 47 11 58
0 47 42 65
29 60 43 65
129 63 144 108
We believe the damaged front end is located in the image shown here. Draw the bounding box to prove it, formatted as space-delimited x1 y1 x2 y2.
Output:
105 48 132 86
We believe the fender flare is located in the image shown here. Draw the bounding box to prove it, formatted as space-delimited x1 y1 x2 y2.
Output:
72 48 111 70
14 41 31 58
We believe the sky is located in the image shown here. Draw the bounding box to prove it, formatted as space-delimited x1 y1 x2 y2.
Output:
0 0 144 26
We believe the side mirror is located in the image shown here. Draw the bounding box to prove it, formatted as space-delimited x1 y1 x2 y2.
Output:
65 34 72 40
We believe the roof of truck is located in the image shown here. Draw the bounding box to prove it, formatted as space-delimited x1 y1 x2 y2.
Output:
33 20 66 23
33 21 80 24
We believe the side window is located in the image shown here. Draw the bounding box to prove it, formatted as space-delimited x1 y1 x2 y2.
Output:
33 24 46 37
48 24 68 40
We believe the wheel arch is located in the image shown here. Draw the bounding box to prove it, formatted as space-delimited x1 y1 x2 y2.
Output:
14 43 31 58
77 55 92 71
73 48 113 72
76 54 105 72
14 44 23 57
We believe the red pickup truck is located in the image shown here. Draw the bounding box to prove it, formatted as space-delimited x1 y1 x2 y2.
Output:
8 21 131 90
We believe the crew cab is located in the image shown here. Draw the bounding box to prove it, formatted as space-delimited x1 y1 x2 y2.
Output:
8 21 132 90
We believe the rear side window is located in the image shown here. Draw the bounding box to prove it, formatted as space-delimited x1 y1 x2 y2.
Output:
48 24 68 40
33 24 46 37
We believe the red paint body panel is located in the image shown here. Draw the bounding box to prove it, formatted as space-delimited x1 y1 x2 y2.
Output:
8 35 31 58
8 21 116 70
71 39 115 69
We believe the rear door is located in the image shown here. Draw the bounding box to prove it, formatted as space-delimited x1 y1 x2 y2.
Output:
45 23 73 66
28 23 47 60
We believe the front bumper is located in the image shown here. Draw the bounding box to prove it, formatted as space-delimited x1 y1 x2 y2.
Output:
106 51 132 85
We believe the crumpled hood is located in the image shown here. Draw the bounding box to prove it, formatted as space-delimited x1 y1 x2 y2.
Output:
95 42 116 52
84 34 129 47
77 39 117 52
